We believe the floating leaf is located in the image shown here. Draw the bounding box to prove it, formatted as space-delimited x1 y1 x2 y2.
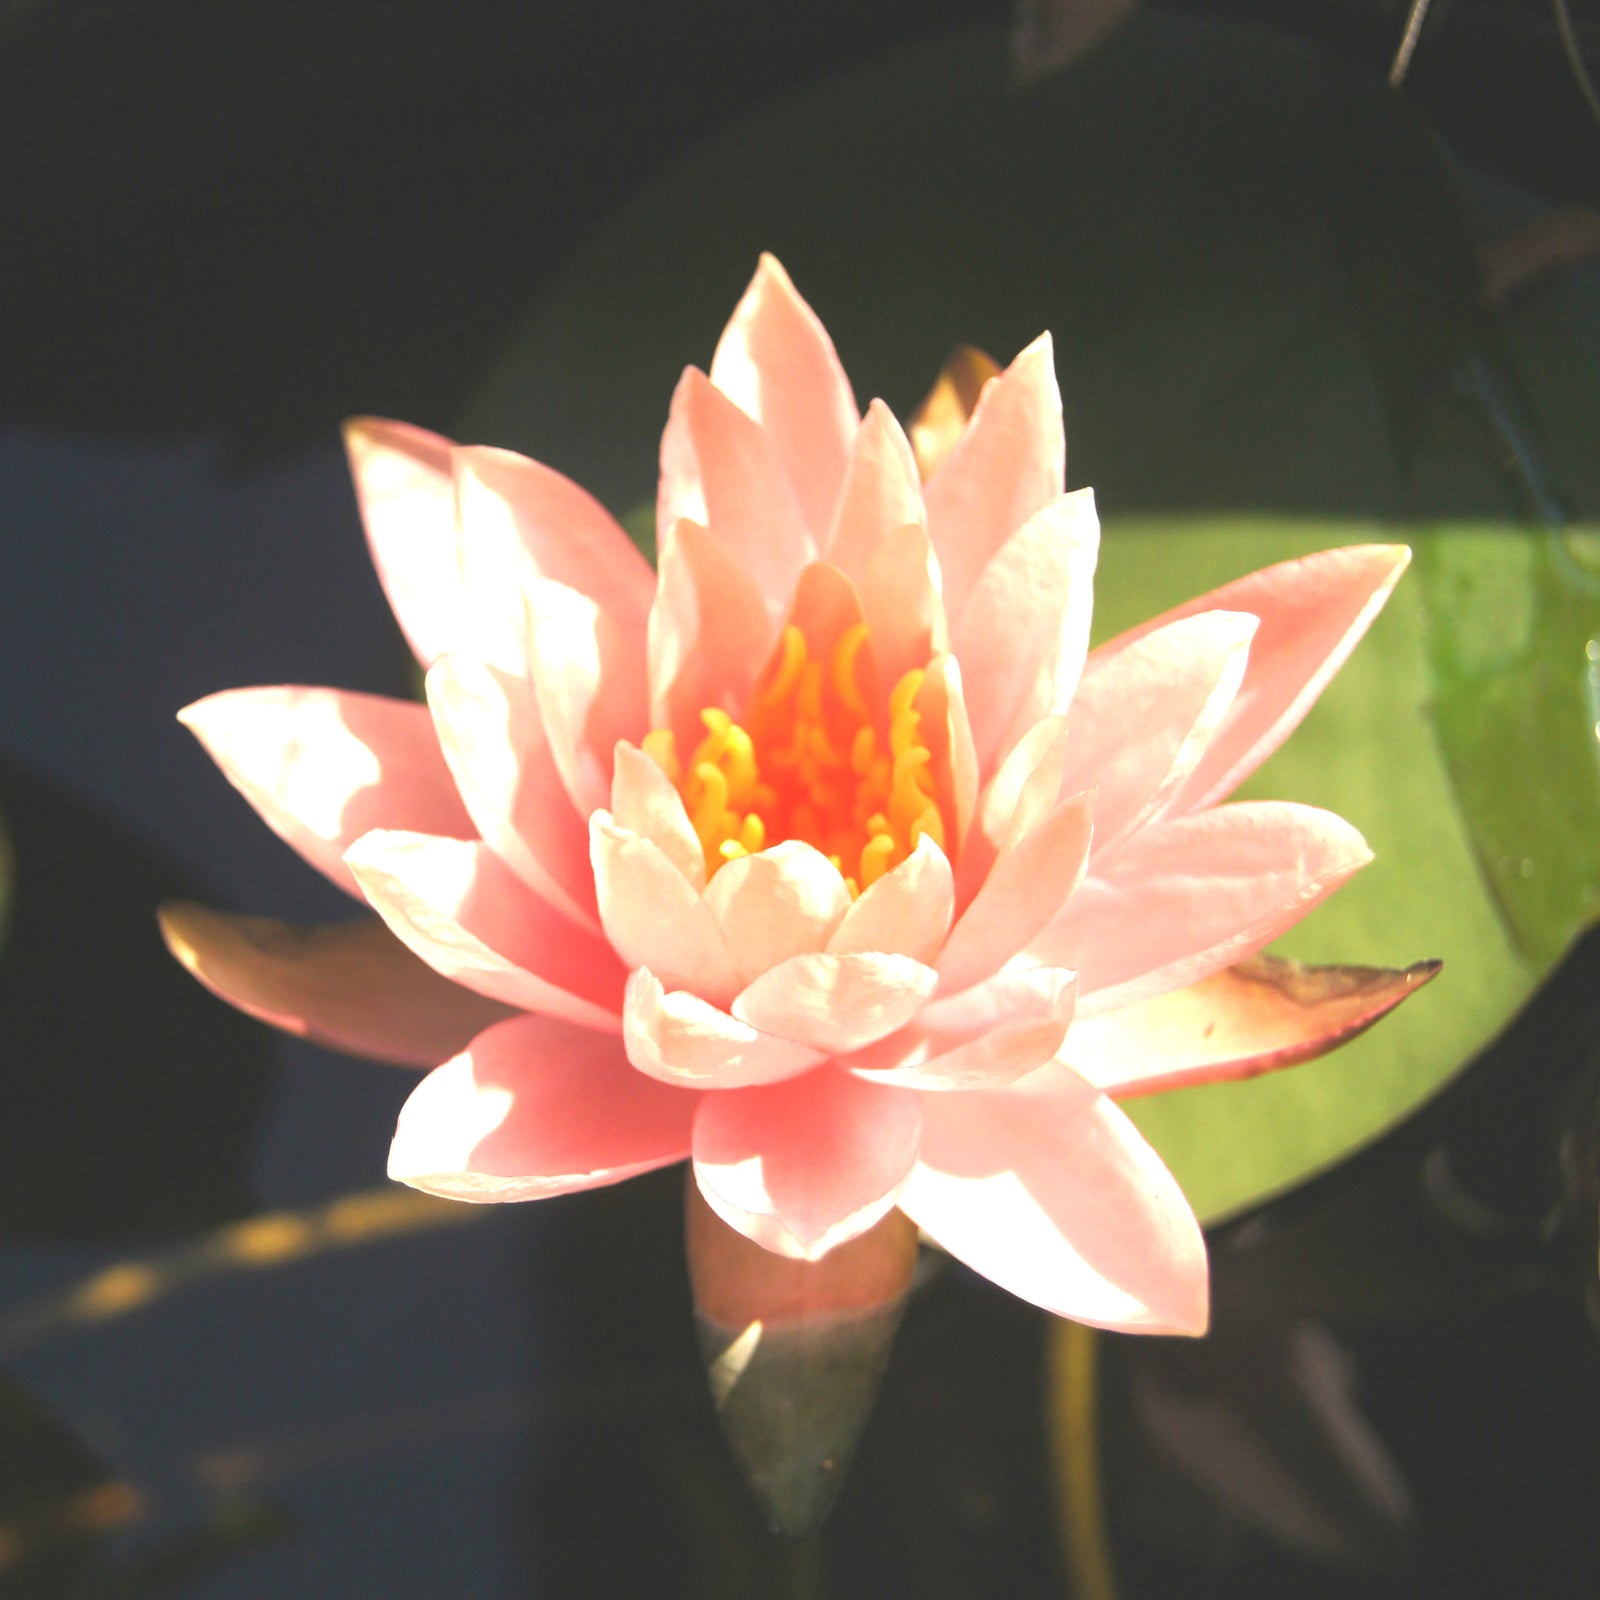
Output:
1413 527 1600 968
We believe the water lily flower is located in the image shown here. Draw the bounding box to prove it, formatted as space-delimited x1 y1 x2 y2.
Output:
163 255 1435 1340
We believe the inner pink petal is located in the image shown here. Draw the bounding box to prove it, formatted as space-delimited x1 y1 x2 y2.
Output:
824 400 926 581
708 253 860 538
936 791 1093 996
648 519 780 741
623 968 823 1090
921 334 1065 617
657 367 818 621
732 951 939 1054
951 488 1099 775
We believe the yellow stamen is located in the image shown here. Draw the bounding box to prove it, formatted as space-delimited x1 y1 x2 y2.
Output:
642 614 949 893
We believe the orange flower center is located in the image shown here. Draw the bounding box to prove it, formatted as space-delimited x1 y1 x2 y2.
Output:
642 622 947 895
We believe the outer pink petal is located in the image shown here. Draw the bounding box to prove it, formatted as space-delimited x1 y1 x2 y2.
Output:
647 518 777 737
623 968 823 1089
609 741 706 890
346 829 625 1030
1059 610 1258 860
921 333 1066 616
454 443 653 628
1095 545 1411 813
692 1066 921 1260
827 835 954 964
823 399 925 581
657 367 817 620
180 686 472 899
343 417 462 668
426 655 599 929
389 1014 698 1201
732 952 939 1054
1033 801 1374 1016
848 966 1077 1091
1065 953 1441 1098
708 254 860 537
590 814 740 1004
951 487 1099 774
524 577 649 819
704 842 852 989
900 1068 1208 1333
158 903 516 1068
936 792 1093 996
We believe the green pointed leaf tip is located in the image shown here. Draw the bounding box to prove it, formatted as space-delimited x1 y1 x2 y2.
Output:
1414 527 1600 969
1093 521 1581 1224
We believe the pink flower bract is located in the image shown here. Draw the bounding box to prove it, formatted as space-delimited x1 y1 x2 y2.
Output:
174 255 1423 1337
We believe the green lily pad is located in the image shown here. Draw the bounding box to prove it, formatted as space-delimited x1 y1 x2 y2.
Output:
1413 528 1600 969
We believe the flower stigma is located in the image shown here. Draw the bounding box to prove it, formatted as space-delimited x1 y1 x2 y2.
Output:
643 620 947 894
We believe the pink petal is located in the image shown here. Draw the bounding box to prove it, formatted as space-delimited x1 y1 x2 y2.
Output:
857 520 949 694
1065 952 1441 1098
1059 610 1259 859
647 518 778 739
180 686 472 899
657 367 817 620
590 814 740 1004
848 965 1077 1091
970 714 1070 889
610 741 706 890
1033 801 1374 1016
426 655 599 928
707 254 860 538
158 902 516 1067
827 835 954 964
454 444 653 633
951 487 1099 774
692 1066 921 1260
343 417 462 667
524 576 649 818
936 792 1093 996
915 656 979 857
732 952 939 1054
899 1068 1208 1333
704 842 853 988
623 968 823 1089
346 829 625 1030
921 334 1065 616
389 1014 697 1201
1094 545 1411 813
823 399 925 580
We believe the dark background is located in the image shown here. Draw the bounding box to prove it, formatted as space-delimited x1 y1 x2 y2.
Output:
1 3 1598 1596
